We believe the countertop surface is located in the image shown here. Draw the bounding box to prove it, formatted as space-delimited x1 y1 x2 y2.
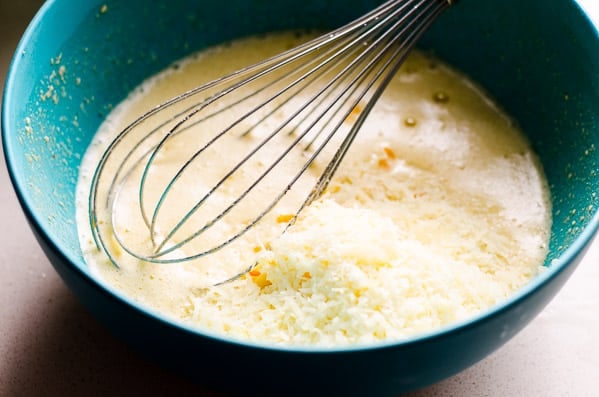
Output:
1 1 598 396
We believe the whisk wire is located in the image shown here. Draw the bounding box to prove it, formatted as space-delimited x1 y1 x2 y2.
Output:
147 0 445 258
298 0 449 216
88 0 453 279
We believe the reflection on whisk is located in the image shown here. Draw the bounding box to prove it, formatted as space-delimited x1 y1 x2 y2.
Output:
89 0 454 284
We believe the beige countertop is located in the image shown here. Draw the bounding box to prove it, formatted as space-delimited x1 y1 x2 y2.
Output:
1 1 598 396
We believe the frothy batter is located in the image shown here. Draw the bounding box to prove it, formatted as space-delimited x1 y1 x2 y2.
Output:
76 31 551 346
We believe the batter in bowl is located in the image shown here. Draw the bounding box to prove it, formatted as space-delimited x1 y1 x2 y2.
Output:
76 31 551 346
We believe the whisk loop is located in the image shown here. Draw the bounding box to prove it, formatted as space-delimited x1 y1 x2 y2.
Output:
89 0 454 282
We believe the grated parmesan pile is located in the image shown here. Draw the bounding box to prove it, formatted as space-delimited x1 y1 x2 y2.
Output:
76 32 551 347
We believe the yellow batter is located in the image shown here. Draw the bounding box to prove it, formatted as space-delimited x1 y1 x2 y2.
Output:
76 32 551 346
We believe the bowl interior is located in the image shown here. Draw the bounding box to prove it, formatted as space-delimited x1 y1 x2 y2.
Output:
4 0 599 300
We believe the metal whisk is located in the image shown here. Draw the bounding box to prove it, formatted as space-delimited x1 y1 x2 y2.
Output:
89 0 454 283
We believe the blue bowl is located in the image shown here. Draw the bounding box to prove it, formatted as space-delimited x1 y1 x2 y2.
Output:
3 0 599 395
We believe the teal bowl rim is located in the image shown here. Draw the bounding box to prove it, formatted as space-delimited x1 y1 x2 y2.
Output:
2 0 599 354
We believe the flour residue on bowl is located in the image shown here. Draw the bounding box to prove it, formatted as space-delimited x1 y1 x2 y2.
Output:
75 31 551 346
